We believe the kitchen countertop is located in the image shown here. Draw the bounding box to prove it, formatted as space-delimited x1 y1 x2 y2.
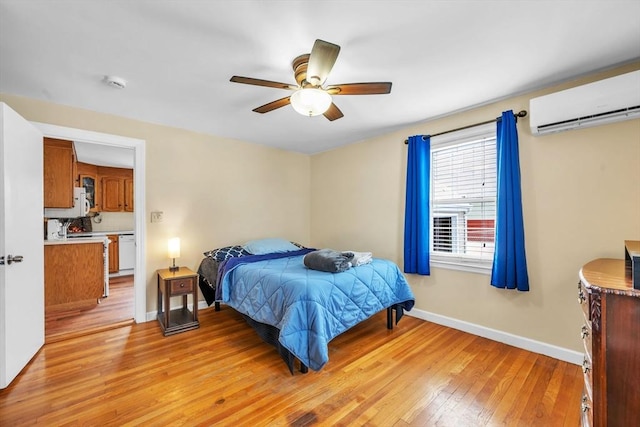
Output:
67 230 134 237
44 237 108 246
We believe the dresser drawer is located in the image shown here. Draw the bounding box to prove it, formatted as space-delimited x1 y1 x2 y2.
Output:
581 388 593 427
582 354 593 396
578 281 590 322
169 277 194 295
581 322 592 358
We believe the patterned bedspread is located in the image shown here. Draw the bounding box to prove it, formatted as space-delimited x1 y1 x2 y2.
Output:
219 251 415 371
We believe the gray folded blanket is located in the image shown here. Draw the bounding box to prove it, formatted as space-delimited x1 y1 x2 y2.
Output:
303 249 354 273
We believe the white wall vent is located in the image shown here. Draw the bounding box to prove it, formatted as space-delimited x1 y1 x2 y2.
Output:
529 70 640 136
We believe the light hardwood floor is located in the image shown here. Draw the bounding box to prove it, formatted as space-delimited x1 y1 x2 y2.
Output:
1 305 583 426
45 275 134 343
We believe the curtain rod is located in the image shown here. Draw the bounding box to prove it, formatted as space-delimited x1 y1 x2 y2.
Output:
404 110 528 144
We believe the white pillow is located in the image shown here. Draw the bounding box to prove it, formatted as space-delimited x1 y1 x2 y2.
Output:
243 238 300 255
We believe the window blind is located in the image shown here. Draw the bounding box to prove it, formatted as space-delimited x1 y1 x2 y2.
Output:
430 125 496 266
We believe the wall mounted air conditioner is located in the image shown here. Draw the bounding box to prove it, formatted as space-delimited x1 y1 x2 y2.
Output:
529 70 640 136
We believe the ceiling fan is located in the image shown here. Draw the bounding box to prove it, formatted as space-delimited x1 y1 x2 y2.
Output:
230 39 392 121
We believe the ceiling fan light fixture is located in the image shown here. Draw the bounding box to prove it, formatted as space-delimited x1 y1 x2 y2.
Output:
229 39 391 121
290 88 332 117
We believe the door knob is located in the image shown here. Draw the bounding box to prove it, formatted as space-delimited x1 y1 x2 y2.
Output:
0 255 24 265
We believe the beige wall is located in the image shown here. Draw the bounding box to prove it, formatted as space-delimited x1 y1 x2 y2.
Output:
0 94 311 311
310 62 640 353
92 212 135 232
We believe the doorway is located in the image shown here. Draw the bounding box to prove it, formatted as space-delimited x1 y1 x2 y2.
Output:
33 122 146 334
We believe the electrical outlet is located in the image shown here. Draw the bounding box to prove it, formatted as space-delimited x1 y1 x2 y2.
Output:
151 211 163 223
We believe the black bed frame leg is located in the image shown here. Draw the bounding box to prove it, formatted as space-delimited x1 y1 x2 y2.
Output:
214 301 220 312
387 307 393 329
300 362 308 374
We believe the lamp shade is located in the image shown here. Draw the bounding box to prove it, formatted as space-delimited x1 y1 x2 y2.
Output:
290 88 332 117
168 238 181 259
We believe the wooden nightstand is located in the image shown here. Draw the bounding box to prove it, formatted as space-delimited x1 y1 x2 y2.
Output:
157 267 199 336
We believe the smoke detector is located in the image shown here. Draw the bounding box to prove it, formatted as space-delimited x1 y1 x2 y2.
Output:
104 75 127 89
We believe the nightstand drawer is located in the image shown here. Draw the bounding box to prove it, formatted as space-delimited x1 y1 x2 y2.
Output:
169 278 194 295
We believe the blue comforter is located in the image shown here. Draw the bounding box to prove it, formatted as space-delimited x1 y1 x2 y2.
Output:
219 250 415 371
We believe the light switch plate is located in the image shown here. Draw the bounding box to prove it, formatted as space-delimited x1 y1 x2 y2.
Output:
150 211 163 223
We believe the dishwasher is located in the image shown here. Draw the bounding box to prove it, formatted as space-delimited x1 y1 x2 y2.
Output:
118 233 136 272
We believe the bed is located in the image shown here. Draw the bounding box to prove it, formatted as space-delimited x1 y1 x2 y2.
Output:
197 241 415 374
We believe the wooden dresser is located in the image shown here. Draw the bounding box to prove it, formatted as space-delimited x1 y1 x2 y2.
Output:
578 258 640 426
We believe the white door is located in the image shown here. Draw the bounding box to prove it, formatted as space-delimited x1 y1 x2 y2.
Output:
0 102 44 389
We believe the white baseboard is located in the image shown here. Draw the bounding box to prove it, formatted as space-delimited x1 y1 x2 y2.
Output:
407 308 584 366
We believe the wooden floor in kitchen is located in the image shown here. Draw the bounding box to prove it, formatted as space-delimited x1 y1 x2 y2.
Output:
45 275 134 343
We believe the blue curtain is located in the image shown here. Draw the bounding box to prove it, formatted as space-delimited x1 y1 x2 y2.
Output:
404 135 430 275
491 111 529 291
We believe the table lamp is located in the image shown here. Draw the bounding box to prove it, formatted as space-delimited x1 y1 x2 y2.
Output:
168 237 180 272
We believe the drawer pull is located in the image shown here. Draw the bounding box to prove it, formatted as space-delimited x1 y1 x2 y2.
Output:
581 395 591 413
578 289 586 304
581 325 589 340
180 283 185 287
582 358 591 374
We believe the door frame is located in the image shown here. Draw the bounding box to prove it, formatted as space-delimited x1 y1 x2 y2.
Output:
32 122 146 323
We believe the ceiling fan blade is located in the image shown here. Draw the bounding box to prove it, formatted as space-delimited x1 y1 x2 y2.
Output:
326 82 392 95
323 103 344 121
252 96 291 114
306 39 340 86
230 76 297 90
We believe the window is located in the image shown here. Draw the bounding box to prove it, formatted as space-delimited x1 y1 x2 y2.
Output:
430 123 496 272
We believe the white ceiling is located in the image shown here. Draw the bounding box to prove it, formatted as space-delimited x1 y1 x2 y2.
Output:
1 1 639 155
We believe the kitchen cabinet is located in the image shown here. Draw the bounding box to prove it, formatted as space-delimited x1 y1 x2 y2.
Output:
77 162 100 212
107 234 119 273
43 138 76 208
44 240 105 308
102 177 123 211
124 177 134 212
99 166 134 212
